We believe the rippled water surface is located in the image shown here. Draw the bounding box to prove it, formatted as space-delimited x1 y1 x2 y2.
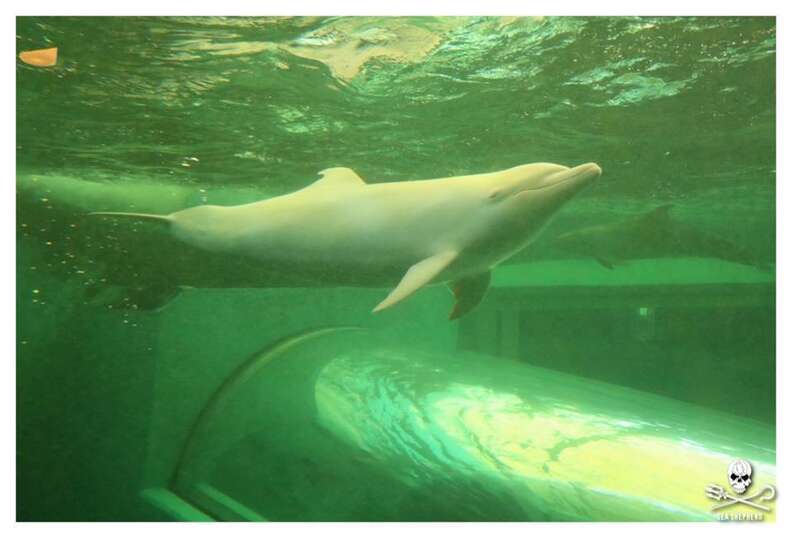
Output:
18 17 775 194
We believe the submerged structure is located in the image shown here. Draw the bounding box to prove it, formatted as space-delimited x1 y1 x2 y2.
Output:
152 328 776 521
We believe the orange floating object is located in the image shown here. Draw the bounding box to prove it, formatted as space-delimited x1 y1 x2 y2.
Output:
19 47 58 67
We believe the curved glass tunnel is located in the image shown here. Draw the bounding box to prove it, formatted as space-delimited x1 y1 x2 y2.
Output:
162 328 776 522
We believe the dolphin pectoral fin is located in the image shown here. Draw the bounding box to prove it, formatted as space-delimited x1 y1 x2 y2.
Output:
594 256 616 270
448 271 491 320
372 251 458 314
311 167 366 189
592 256 630 270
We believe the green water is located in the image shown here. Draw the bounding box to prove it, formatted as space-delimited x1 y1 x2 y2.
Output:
16 16 775 522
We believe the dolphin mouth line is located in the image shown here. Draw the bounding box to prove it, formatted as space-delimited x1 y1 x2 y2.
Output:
514 162 602 194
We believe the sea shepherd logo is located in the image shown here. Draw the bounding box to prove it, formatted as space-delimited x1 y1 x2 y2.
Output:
705 460 776 521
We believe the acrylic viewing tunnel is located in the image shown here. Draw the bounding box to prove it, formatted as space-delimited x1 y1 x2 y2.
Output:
144 327 776 522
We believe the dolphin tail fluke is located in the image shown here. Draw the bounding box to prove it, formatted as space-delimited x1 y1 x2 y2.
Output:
87 211 173 224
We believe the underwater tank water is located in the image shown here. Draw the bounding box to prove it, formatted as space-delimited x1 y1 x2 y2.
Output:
16 16 775 522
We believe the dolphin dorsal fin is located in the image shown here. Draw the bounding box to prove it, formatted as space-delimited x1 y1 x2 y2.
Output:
311 167 366 189
638 203 674 226
647 203 673 219
631 203 673 227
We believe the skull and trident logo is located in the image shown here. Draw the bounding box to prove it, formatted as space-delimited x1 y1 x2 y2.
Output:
705 460 776 513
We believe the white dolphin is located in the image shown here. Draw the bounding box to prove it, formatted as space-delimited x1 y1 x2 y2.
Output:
90 162 601 319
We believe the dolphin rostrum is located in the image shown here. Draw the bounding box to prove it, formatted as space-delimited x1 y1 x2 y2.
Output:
89 162 601 318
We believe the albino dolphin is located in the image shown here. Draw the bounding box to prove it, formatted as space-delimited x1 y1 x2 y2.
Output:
90 162 601 318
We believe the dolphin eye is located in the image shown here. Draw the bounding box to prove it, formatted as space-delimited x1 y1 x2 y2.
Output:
488 188 504 201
